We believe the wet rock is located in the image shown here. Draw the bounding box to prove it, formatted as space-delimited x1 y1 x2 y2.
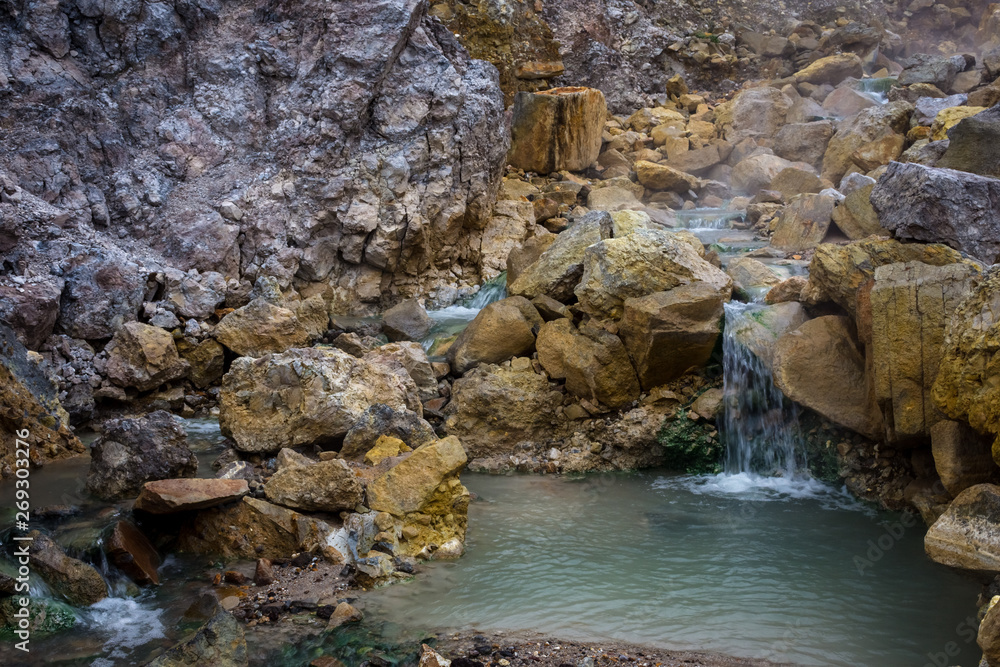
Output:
773 316 882 440
176 338 225 389
765 276 808 304
871 161 1000 264
215 299 310 358
419 644 451 667
821 101 912 184
341 404 437 462
382 299 434 342
145 608 248 667
536 319 639 409
365 342 438 402
105 322 190 392
447 297 543 375
135 478 249 514
327 602 363 629
726 258 781 294
0 597 76 636
29 532 107 606
792 53 864 86
508 87 606 173
219 347 420 452
820 87 877 118
162 269 227 319
937 104 1000 178
254 558 275 587
771 193 837 251
728 302 810 370
107 521 161 586
263 459 363 513
925 484 1000 573
931 421 998 497
87 411 196 501
619 283 726 392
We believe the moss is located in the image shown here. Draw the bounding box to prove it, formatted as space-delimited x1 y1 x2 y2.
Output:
657 408 723 475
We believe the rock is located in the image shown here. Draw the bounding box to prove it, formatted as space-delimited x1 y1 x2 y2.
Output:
769 168 824 200
220 347 420 452
771 193 837 251
727 302 810 370
365 342 438 402
263 459 363 512
57 250 145 340
773 121 834 169
925 484 1000 573
382 299 434 342
692 388 724 421
177 339 225 389
664 145 722 176
254 559 275 587
535 320 640 409
820 87 877 118
215 299 310 358
912 94 969 126
930 106 987 141
619 283 726 391
979 597 1000 667
446 296 542 374
367 435 467 516
508 210 613 302
0 322 83 477
364 435 411 465
0 597 76 636
898 53 965 91
634 160 701 193
107 521 161 586
586 185 644 211
821 101 912 184
724 87 792 142
574 228 732 320
773 316 882 439
870 261 979 442
765 276 808 304
327 602 363 629
0 277 63 350
871 161 1000 264
340 404 437 461
831 183 881 240
145 609 248 667
937 104 1000 178
931 421 997 497
726 257 781 294
105 322 190 392
731 154 798 196
793 53 864 86
87 411 197 501
508 87 607 173
419 645 451 667
480 200 537 278
29 532 106 606
162 269 227 319
506 232 556 286
135 478 249 513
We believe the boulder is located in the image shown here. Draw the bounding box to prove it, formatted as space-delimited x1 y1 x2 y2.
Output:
769 168 824 200
726 302 810 370
898 53 965 91
931 421 997 497
772 316 882 440
912 94 968 126
364 435 411 465
176 338 225 388
29 532 107 606
145 608 248 667
107 521 161 586
724 87 792 142
364 342 438 402
830 183 881 240
508 87 607 173
135 478 250 513
367 436 467 516
925 484 1000 573
480 200 537 279
792 53 864 86
869 261 979 442
536 319 640 409
980 597 1000 667
87 411 197 501
634 160 701 193
731 153 798 196
340 404 437 461
726 258 781 294
105 322 190 392
506 232 556 285
57 250 145 340
820 87 877 118
382 299 434 342
871 161 1000 264
574 228 732 320
586 186 644 212
162 268 227 319
215 298 310 357
664 145 722 176
937 104 1000 178
446 296 543 374
930 106 987 141
765 276 808 304
219 347 420 452
263 459 363 512
773 121 834 169
619 283 726 391
770 194 837 251
0 277 63 350
821 101 911 184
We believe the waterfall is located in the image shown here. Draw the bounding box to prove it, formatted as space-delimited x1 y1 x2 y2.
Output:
720 301 806 478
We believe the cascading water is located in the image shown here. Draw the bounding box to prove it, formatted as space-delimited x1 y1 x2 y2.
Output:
422 272 509 352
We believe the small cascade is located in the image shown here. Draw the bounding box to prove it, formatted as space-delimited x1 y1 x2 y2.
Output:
720 301 806 478
673 208 744 231
464 271 508 309
422 271 509 352
854 76 896 104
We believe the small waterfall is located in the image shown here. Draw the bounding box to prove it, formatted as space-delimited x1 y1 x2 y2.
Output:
720 301 806 478
422 272 509 352
854 77 896 104
673 208 744 230
465 271 508 309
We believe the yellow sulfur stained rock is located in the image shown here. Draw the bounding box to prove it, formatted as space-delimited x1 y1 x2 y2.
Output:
931 106 987 141
364 435 411 465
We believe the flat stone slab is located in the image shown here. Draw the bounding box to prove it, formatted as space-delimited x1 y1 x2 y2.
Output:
135 478 249 514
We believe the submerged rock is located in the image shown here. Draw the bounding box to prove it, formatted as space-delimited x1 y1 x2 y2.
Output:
145 608 248 667
29 532 107 606
925 484 1000 573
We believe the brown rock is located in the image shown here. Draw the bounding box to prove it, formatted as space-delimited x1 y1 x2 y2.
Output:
366 436 468 517
215 298 310 357
29 532 107 606
107 521 161 586
793 53 864 86
447 296 542 374
634 160 701 193
830 183 881 240
264 458 363 512
382 299 434 342
508 87 607 173
931 420 998 497
771 194 837 251
769 168 823 200
765 276 808 304
327 602 363 629
135 478 249 514
925 484 1000 573
106 322 190 392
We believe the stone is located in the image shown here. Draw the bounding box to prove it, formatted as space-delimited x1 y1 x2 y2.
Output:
898 53 965 91
937 104 1000 178
692 388 724 421
105 322 190 392
728 302 810 370
264 459 363 512
220 347 420 452
162 269 227 319
29 532 107 606
870 261 979 442
367 436 467 516
769 168 824 200
215 299 311 358
664 145 722 176
0 597 76 636
508 87 607 173
773 316 882 439
480 200 537 279
765 276 808 304
731 153 798 196
107 521 161 586
145 609 248 667
773 121 834 169
726 258 781 293
793 53 864 86
912 94 969 126
420 645 451 667
619 283 726 391
586 186 644 211
979 596 1000 667
574 228 732 320
871 161 1000 264
536 319 640 409
831 183 881 240
931 421 997 497
135 478 249 513
327 602 363 629
57 250 145 340
446 296 542 374
341 404 437 461
930 106 987 141
820 87 877 118
723 87 792 142
177 339 225 389
770 194 837 252
87 411 197 501
0 277 63 350
821 101 912 184
382 299 434 342
254 559 275 586
634 160 701 193
365 342 438 402
925 484 1000 573
364 435 411 465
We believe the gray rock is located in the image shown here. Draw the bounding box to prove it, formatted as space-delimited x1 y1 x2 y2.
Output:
145 608 248 667
341 404 437 461
57 250 146 341
913 94 968 126
937 104 1000 179
897 53 966 90
263 458 364 512
382 299 434 342
162 268 227 319
925 484 1000 574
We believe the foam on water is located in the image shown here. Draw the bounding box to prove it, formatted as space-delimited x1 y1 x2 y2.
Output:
654 472 869 512
85 595 167 665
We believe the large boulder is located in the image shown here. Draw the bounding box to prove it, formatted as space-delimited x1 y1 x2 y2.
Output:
821 101 912 184
214 299 311 358
86 411 197 501
792 53 864 86
263 459 363 512
145 609 248 667
382 299 434 342
773 121 835 169
925 484 1000 573
722 87 792 142
634 160 701 193
770 193 837 251
772 316 882 440
574 228 732 320
340 404 437 461
507 87 606 173
0 277 64 350
508 210 613 302
937 104 1000 178
135 478 250 514
29 532 107 606
869 261 979 442
364 342 438 402
447 296 543 374
105 322 190 392
56 250 145 340
871 161 1000 264
220 347 420 452
898 53 966 90
536 319 640 409
830 182 881 240
619 283 726 391
931 421 998 497
731 153 798 196
177 339 225 389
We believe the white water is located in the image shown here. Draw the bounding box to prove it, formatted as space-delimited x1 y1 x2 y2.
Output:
85 596 167 666
422 272 509 351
